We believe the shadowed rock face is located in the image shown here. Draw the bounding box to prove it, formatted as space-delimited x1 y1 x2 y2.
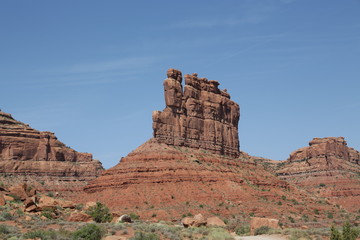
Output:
0 111 103 187
152 69 240 157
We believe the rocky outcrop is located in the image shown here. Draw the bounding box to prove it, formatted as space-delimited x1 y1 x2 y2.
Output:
0 110 103 191
288 137 360 165
277 137 360 212
152 69 240 157
250 217 280 235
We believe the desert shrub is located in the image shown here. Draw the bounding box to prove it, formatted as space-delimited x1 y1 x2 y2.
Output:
47 192 55 197
330 222 359 240
254 226 270 235
75 204 83 210
342 221 359 240
130 231 160 240
22 229 57 239
288 229 311 240
129 212 140 220
86 202 112 223
207 227 233 240
0 224 10 235
72 224 106 240
330 226 342 240
288 216 295 223
302 214 309 222
0 210 13 221
235 225 250 235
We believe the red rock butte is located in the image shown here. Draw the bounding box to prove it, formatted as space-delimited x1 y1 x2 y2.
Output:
152 68 240 157
0 110 103 191
82 70 340 222
277 137 360 212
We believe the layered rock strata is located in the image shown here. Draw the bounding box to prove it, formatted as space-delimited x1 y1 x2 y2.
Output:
152 69 240 157
0 110 103 190
83 139 335 222
277 137 360 212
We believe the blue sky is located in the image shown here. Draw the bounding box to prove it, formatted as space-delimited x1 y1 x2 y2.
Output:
1 0 359 168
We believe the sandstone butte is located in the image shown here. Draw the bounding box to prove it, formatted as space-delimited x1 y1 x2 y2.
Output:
0 110 104 192
276 137 360 213
82 69 341 224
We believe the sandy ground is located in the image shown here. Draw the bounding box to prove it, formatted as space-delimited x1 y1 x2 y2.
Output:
235 234 288 240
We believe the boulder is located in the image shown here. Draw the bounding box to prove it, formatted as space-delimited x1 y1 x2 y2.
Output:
181 214 207 228
181 217 196 228
206 216 226 227
8 184 28 200
37 195 75 209
24 197 37 209
0 193 5 206
67 212 92 222
250 217 280 235
84 201 97 210
117 214 132 223
4 195 14 202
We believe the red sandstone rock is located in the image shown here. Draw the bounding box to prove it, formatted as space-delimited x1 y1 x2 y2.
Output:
277 137 360 213
0 193 5 206
37 195 75 209
8 184 29 200
0 110 104 191
206 216 226 227
153 69 240 157
250 217 280 235
67 212 92 222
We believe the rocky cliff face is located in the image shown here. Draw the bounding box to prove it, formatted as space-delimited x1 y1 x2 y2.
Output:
277 137 360 212
0 110 103 191
152 69 240 157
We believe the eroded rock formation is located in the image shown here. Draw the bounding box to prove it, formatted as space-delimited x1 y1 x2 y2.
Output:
152 69 240 157
288 137 360 165
277 137 360 212
0 110 103 190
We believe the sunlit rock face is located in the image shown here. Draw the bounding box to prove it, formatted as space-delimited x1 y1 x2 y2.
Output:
152 69 240 157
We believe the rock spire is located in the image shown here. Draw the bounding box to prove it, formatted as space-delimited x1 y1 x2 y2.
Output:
152 69 240 157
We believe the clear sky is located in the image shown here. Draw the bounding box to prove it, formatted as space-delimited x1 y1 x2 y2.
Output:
1 0 359 169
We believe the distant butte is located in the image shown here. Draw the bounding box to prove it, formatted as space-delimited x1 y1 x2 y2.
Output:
0 110 104 192
277 137 360 212
153 68 240 157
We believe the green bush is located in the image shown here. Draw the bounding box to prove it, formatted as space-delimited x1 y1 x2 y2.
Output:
207 228 233 240
0 211 13 221
72 224 106 240
235 225 250 235
86 202 112 223
23 229 57 240
342 221 359 240
330 222 359 240
129 212 140 220
330 226 342 240
254 226 270 235
0 224 10 234
130 231 160 240
288 229 311 240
